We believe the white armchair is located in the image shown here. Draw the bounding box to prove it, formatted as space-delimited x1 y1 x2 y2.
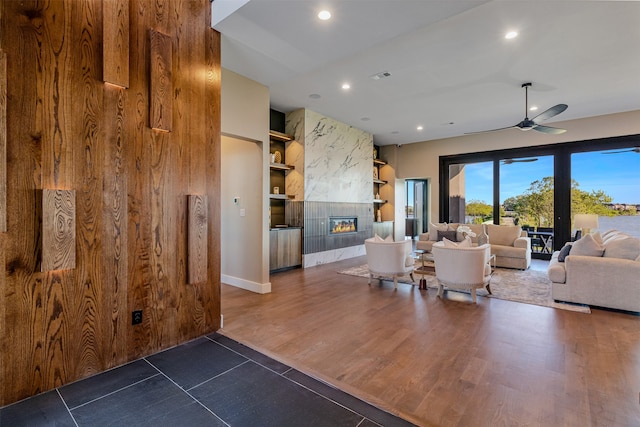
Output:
364 238 414 289
431 241 492 303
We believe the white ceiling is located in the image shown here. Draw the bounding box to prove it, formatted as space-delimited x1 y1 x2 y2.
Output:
213 0 640 146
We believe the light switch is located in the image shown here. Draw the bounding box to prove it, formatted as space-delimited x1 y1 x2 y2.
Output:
240 208 246 217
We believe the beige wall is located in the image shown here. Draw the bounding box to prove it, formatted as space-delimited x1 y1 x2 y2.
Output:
382 110 640 226
221 69 271 293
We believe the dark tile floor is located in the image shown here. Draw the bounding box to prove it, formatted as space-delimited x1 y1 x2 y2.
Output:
0 333 415 427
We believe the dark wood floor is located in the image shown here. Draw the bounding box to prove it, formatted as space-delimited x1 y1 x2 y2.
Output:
221 255 640 427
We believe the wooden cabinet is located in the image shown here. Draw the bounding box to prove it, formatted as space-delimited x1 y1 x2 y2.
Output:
269 227 302 272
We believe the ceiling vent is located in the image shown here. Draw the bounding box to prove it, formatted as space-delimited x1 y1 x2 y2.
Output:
370 71 391 80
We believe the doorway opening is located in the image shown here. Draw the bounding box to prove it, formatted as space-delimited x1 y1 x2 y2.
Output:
405 179 428 239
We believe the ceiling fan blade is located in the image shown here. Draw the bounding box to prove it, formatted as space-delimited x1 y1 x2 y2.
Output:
533 125 566 134
532 104 568 124
502 158 538 164
602 147 640 154
464 125 518 135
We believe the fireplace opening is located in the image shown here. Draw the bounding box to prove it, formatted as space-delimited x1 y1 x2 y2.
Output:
329 217 357 235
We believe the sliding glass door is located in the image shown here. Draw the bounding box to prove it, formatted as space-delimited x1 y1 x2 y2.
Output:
571 147 640 238
439 134 640 260
448 161 493 224
500 155 554 254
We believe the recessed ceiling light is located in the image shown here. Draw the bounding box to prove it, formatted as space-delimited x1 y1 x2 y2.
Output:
360 117 370 121
309 93 321 99
417 126 423 131
529 106 538 111
391 131 399 135
505 31 518 39
318 10 331 20
341 83 350 90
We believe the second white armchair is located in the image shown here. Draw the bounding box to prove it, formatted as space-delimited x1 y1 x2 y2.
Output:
431 241 493 303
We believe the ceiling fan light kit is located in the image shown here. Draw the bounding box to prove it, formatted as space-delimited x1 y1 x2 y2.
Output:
468 82 568 135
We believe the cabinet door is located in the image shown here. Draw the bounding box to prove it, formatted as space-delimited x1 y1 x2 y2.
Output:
269 230 279 270
284 228 302 267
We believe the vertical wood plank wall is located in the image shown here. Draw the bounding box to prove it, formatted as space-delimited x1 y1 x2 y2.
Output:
0 0 221 406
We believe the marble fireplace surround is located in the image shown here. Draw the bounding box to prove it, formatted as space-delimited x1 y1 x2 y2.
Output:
284 109 376 267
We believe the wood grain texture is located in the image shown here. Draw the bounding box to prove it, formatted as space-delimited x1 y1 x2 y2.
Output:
188 195 208 284
221 258 640 427
0 0 220 406
0 51 6 232
102 84 128 367
149 28 172 132
103 0 130 88
42 189 76 271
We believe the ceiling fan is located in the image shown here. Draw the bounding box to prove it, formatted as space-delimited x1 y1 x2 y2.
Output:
601 147 640 154
468 83 568 135
502 158 538 165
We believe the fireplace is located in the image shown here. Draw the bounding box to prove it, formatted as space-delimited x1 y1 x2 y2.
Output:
329 217 357 235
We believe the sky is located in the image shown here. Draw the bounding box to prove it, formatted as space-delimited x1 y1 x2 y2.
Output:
464 149 640 205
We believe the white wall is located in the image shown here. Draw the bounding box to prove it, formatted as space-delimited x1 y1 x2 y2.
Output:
221 69 271 293
381 110 640 225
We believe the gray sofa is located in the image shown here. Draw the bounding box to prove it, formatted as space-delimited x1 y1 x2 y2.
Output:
417 223 531 270
548 230 640 312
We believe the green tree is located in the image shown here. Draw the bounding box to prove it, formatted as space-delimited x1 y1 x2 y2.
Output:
506 177 616 227
465 200 492 223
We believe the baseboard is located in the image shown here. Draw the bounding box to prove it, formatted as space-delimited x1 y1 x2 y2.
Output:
221 274 271 294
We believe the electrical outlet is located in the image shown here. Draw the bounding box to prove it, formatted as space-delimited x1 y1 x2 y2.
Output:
132 310 143 325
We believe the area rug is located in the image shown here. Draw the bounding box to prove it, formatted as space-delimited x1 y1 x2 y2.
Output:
338 264 591 313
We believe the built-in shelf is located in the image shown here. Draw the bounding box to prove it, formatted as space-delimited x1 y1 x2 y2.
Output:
373 199 387 204
269 194 294 200
373 158 386 165
373 178 386 185
269 130 293 141
270 162 294 171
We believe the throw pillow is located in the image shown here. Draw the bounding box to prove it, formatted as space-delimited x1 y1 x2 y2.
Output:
570 233 604 257
373 234 385 242
458 236 473 247
603 236 640 260
592 231 603 245
437 230 457 242
442 237 459 248
557 243 572 262
384 234 394 242
429 222 448 241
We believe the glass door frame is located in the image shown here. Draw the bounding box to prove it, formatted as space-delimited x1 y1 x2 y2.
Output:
405 179 429 237
439 134 640 259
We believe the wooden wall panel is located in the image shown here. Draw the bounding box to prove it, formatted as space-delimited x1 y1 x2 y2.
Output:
103 0 130 88
205 25 222 334
102 84 129 366
0 50 6 232
42 189 76 271
0 0 220 406
149 29 172 132
188 195 208 284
